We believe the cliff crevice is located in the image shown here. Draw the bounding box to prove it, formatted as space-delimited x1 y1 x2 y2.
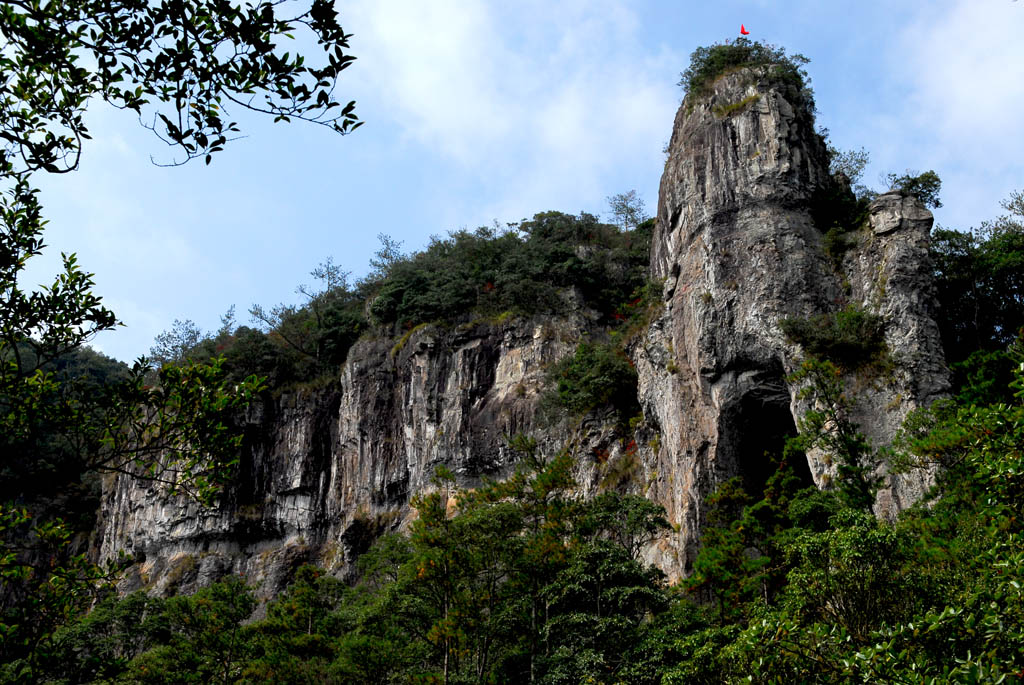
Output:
94 64 949 594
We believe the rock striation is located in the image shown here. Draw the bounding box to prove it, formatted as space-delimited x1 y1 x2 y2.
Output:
96 315 637 599
634 67 949 571
94 64 950 594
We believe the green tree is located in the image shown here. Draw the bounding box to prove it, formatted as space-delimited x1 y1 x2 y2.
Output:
0 0 359 175
126 575 257 684
149 318 205 367
788 358 880 511
331 534 419 684
364 212 652 330
0 0 361 676
931 190 1024 372
577 492 670 561
827 145 869 187
243 566 347 683
779 304 887 372
44 590 168 683
825 143 875 201
782 509 920 641
741 356 1024 683
606 190 649 230
884 169 942 208
249 257 366 375
546 340 640 424
330 438 671 684
0 357 261 678
539 539 667 683
686 478 768 623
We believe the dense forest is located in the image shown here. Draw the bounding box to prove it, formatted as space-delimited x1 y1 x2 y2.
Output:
2 6 1024 683
5 184 1022 682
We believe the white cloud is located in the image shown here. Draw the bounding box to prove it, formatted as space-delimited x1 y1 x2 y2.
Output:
900 0 1023 147
345 0 515 164
887 0 1024 226
343 0 680 224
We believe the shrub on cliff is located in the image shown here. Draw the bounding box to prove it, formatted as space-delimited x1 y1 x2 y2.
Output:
780 304 887 371
545 340 641 423
679 38 813 108
366 211 652 329
885 169 943 209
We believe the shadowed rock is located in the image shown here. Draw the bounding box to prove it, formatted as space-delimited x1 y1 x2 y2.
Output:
634 66 949 574
94 64 950 596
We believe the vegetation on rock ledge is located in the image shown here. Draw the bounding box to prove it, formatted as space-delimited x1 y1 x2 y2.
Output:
27 352 1024 682
679 38 813 109
780 304 888 372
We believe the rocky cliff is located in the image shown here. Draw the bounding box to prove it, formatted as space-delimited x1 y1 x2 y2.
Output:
96 313 648 599
94 65 949 596
635 67 948 569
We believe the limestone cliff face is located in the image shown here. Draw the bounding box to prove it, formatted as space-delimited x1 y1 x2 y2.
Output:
95 65 949 594
634 68 949 570
96 315 640 599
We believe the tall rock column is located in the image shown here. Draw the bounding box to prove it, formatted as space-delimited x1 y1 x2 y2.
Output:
635 67 948 574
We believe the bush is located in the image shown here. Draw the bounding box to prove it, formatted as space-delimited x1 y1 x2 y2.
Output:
931 224 1024 366
547 341 640 422
811 178 871 254
678 38 813 108
780 304 887 370
154 210 653 395
366 212 652 329
950 347 1019 406
822 226 856 265
885 169 942 209
126 575 256 683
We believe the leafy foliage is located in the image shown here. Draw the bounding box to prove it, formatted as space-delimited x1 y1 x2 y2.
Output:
37 356 1024 681
790 358 881 511
950 346 1020 406
150 319 205 367
9 14 1024 681
811 150 873 267
606 190 650 230
931 190 1024 375
678 38 813 109
127 575 256 684
0 194 263 677
885 169 943 208
157 212 653 393
247 258 367 382
545 340 640 423
45 591 168 684
666 350 1024 682
1 0 360 676
685 478 769 623
0 0 359 174
367 212 652 329
827 145 870 188
53 440 670 684
779 304 888 371
0 507 125 680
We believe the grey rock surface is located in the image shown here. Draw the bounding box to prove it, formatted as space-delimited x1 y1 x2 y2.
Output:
94 65 950 595
635 68 949 573
95 315 644 600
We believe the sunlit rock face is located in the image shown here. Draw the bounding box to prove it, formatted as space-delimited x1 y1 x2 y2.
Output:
96 315 640 601
95 66 949 596
634 67 948 572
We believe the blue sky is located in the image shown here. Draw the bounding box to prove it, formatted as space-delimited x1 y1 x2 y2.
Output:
24 0 1024 362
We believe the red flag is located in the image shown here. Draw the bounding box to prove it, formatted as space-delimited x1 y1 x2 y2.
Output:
740 24 750 35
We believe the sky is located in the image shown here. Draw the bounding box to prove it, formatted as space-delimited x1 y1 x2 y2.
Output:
23 0 1024 362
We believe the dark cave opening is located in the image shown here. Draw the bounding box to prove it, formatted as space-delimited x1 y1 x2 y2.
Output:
729 386 813 498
